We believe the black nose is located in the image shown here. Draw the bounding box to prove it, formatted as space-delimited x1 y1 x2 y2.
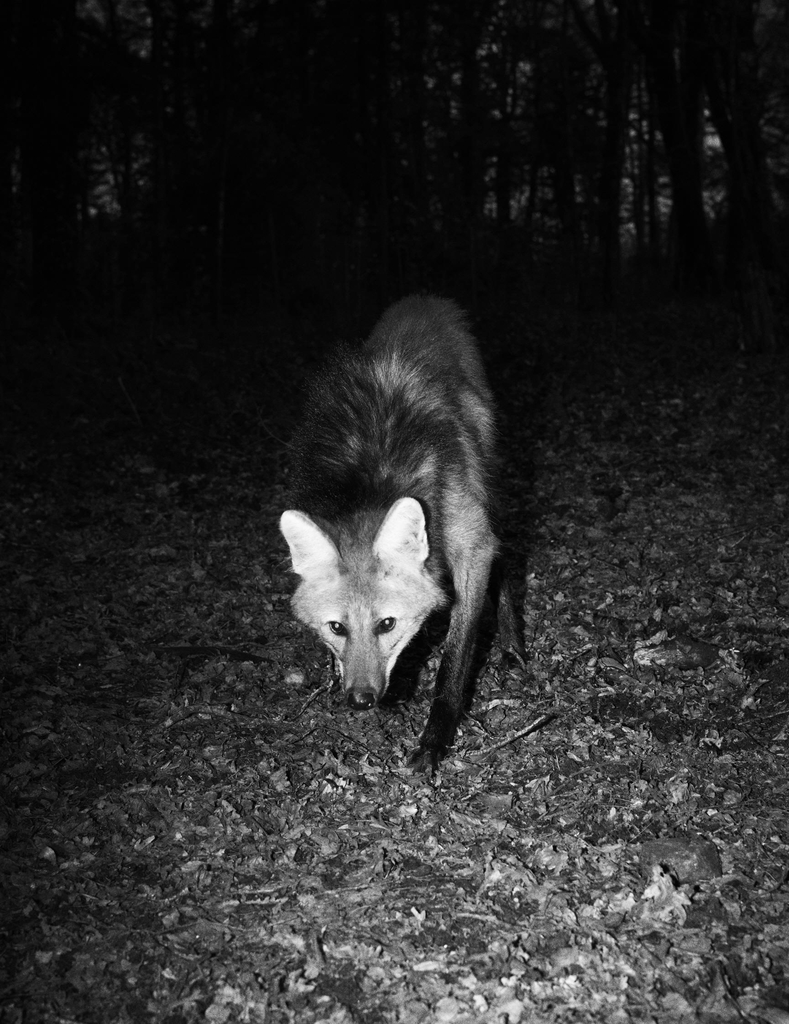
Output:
347 690 376 710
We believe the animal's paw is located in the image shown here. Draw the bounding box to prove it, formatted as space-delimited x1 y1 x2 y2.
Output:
409 702 457 772
407 743 442 774
502 645 527 674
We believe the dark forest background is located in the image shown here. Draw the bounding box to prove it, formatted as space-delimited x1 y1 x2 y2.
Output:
2 0 789 354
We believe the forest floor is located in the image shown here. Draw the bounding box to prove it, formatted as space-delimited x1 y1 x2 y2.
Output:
1 300 788 1024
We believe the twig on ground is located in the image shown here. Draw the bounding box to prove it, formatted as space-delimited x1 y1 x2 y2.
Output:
118 376 144 427
473 713 556 758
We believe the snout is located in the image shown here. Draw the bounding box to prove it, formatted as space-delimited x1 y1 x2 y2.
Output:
347 688 378 710
342 638 389 711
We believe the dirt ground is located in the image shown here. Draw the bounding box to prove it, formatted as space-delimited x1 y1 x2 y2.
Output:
1 303 788 1023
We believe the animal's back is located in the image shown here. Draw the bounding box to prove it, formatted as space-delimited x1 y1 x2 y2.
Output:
289 295 496 535
365 295 491 402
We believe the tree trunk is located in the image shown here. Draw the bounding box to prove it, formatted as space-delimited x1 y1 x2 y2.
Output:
457 0 483 223
399 0 431 282
633 0 717 295
147 0 167 313
0 1 18 310
374 0 391 301
552 0 584 303
702 0 785 351
629 58 646 260
19 0 81 332
456 0 488 304
571 0 634 303
207 0 231 326
645 60 661 269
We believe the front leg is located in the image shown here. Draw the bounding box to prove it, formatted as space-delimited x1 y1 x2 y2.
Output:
409 524 497 771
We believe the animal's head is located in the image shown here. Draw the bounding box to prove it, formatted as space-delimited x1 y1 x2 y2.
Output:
280 497 447 709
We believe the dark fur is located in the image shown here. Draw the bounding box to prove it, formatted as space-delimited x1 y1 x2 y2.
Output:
285 295 523 768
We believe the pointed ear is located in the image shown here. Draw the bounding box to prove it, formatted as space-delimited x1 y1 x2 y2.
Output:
280 510 339 577
373 497 429 564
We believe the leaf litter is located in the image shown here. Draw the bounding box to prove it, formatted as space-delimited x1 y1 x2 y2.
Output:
1 309 788 1023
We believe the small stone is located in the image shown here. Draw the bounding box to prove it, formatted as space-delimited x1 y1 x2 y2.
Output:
639 837 723 884
633 635 719 669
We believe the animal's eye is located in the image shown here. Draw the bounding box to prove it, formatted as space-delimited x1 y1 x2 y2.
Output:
328 621 347 637
378 617 396 634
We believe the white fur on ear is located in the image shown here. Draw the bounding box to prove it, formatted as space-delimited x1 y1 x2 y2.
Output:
280 510 339 576
373 497 429 563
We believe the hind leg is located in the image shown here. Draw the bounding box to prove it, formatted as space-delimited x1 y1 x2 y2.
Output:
489 555 527 669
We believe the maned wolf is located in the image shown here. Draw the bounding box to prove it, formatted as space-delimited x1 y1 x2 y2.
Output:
280 295 523 769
